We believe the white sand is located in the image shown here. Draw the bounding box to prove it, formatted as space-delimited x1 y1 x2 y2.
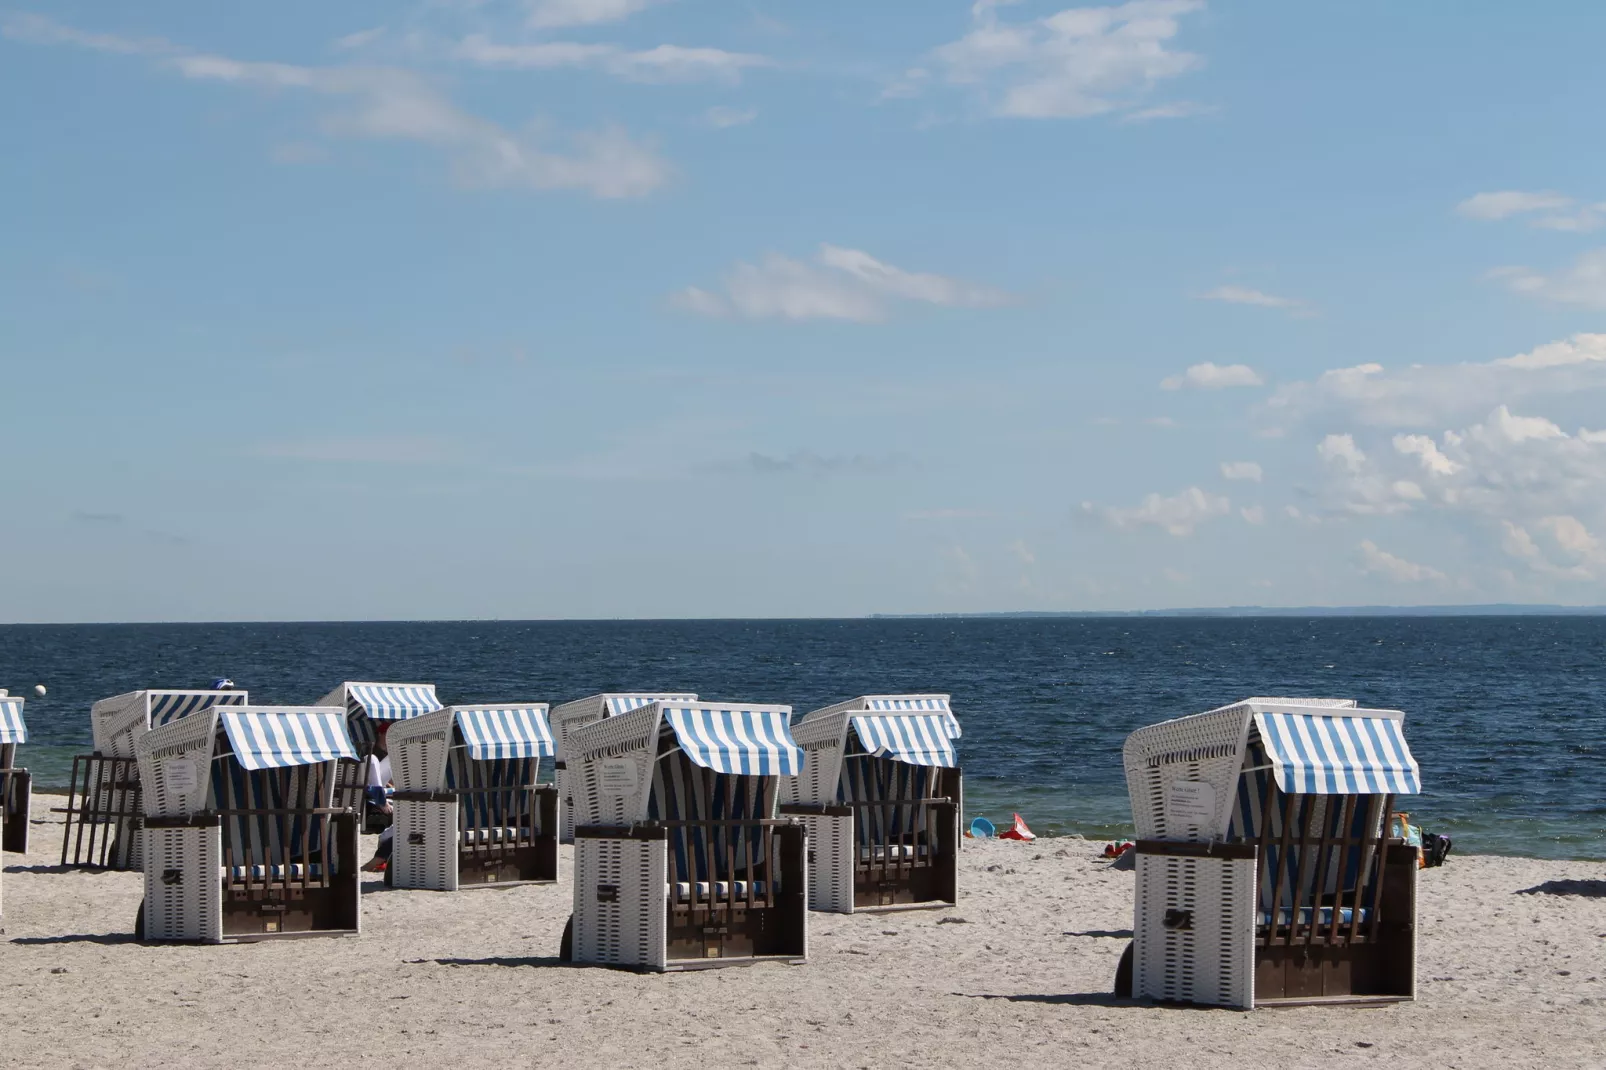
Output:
3 796 1604 1069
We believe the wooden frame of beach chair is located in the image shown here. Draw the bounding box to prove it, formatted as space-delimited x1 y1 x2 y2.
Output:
387 704 560 891
314 682 442 830
57 689 249 870
781 695 961 914
568 700 808 971
1121 697 1422 1009
135 706 361 943
549 692 697 844
0 695 30 924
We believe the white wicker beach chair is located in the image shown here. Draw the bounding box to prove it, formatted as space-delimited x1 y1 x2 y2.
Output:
387 704 560 891
548 692 696 844
781 694 961 914
313 682 441 824
0 693 29 924
60 688 249 870
1120 697 1422 1009
135 706 361 943
566 700 808 971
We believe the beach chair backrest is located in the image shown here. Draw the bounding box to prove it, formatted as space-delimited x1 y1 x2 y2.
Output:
93 689 250 758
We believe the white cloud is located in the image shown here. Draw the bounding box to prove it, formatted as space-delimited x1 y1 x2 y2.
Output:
1008 539 1036 565
1492 333 1606 370
1317 433 1366 473
1489 250 1606 308
929 0 1206 120
1239 504 1265 524
704 105 757 128
1083 486 1230 537
1122 100 1214 122
1220 461 1262 482
1357 540 1446 584
1198 285 1308 314
1160 362 1264 390
1456 190 1605 233
7 15 669 199
1392 434 1460 476
673 245 1012 322
454 35 770 83
1456 190 1574 221
525 0 662 29
1539 515 1599 559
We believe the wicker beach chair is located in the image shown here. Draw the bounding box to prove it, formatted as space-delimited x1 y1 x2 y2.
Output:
548 692 697 843
134 706 361 943
386 704 560 890
0 693 29 924
58 688 248 870
781 695 961 914
1119 697 1423 1009
313 682 442 828
566 700 808 971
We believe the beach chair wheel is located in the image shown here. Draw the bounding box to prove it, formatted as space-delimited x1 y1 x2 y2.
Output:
1113 942 1133 998
134 899 146 943
559 914 574 962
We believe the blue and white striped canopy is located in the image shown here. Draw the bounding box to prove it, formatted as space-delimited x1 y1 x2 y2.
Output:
455 706 556 760
663 706 802 776
151 689 247 728
1254 710 1420 795
0 697 26 744
850 714 958 767
859 695 960 739
348 683 441 722
605 693 697 717
220 709 358 771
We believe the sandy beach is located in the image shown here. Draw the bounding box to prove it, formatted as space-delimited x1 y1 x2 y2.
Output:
1 796 1602 1069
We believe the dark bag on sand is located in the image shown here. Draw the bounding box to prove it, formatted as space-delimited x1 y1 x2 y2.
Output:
1422 832 1452 868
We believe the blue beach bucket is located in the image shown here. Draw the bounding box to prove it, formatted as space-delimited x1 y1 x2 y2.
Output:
969 816 996 838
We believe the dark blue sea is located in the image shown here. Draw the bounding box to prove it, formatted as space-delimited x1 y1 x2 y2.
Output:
2 617 1601 860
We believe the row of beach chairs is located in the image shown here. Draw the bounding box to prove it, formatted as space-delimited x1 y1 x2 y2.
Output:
13 685 1425 1008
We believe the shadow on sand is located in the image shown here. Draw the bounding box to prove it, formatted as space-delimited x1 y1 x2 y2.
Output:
1516 879 1606 898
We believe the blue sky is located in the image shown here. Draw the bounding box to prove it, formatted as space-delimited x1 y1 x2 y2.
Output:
4 1 1606 622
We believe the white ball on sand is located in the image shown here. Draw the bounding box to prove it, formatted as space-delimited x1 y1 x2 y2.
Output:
34 684 46 697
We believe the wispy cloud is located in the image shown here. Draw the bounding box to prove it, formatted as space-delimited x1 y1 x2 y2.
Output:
1220 461 1262 482
525 0 664 30
1198 285 1310 314
3 13 669 199
924 0 1208 120
673 244 1012 322
738 451 908 476
1487 251 1606 309
454 35 770 84
1160 362 1264 390
1457 189 1603 232
704 105 758 128
1357 540 1446 584
1082 486 1230 536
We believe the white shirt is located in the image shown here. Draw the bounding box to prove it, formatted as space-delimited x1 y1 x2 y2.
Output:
366 754 392 791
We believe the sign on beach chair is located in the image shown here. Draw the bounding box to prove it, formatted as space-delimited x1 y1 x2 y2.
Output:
135 706 361 944
58 688 248 871
548 692 696 844
387 704 560 891
0 694 30 924
782 695 962 914
566 700 808 971
1121 697 1423 1009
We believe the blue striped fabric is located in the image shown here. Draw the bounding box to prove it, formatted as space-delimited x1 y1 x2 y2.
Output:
604 693 696 717
454 705 555 760
850 714 958 767
150 689 247 728
662 706 802 776
860 695 961 739
0 697 26 744
219 710 358 771
1254 711 1421 795
348 683 441 722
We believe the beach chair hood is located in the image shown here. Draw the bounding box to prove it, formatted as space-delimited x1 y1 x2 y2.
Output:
660 704 803 776
0 697 26 745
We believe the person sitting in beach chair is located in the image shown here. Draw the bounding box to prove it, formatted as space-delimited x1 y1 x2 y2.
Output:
59 686 249 870
0 692 30 924
382 703 559 890
314 681 441 832
134 705 361 943
1117 697 1423 1009
563 700 808 970
547 692 697 843
782 694 961 913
